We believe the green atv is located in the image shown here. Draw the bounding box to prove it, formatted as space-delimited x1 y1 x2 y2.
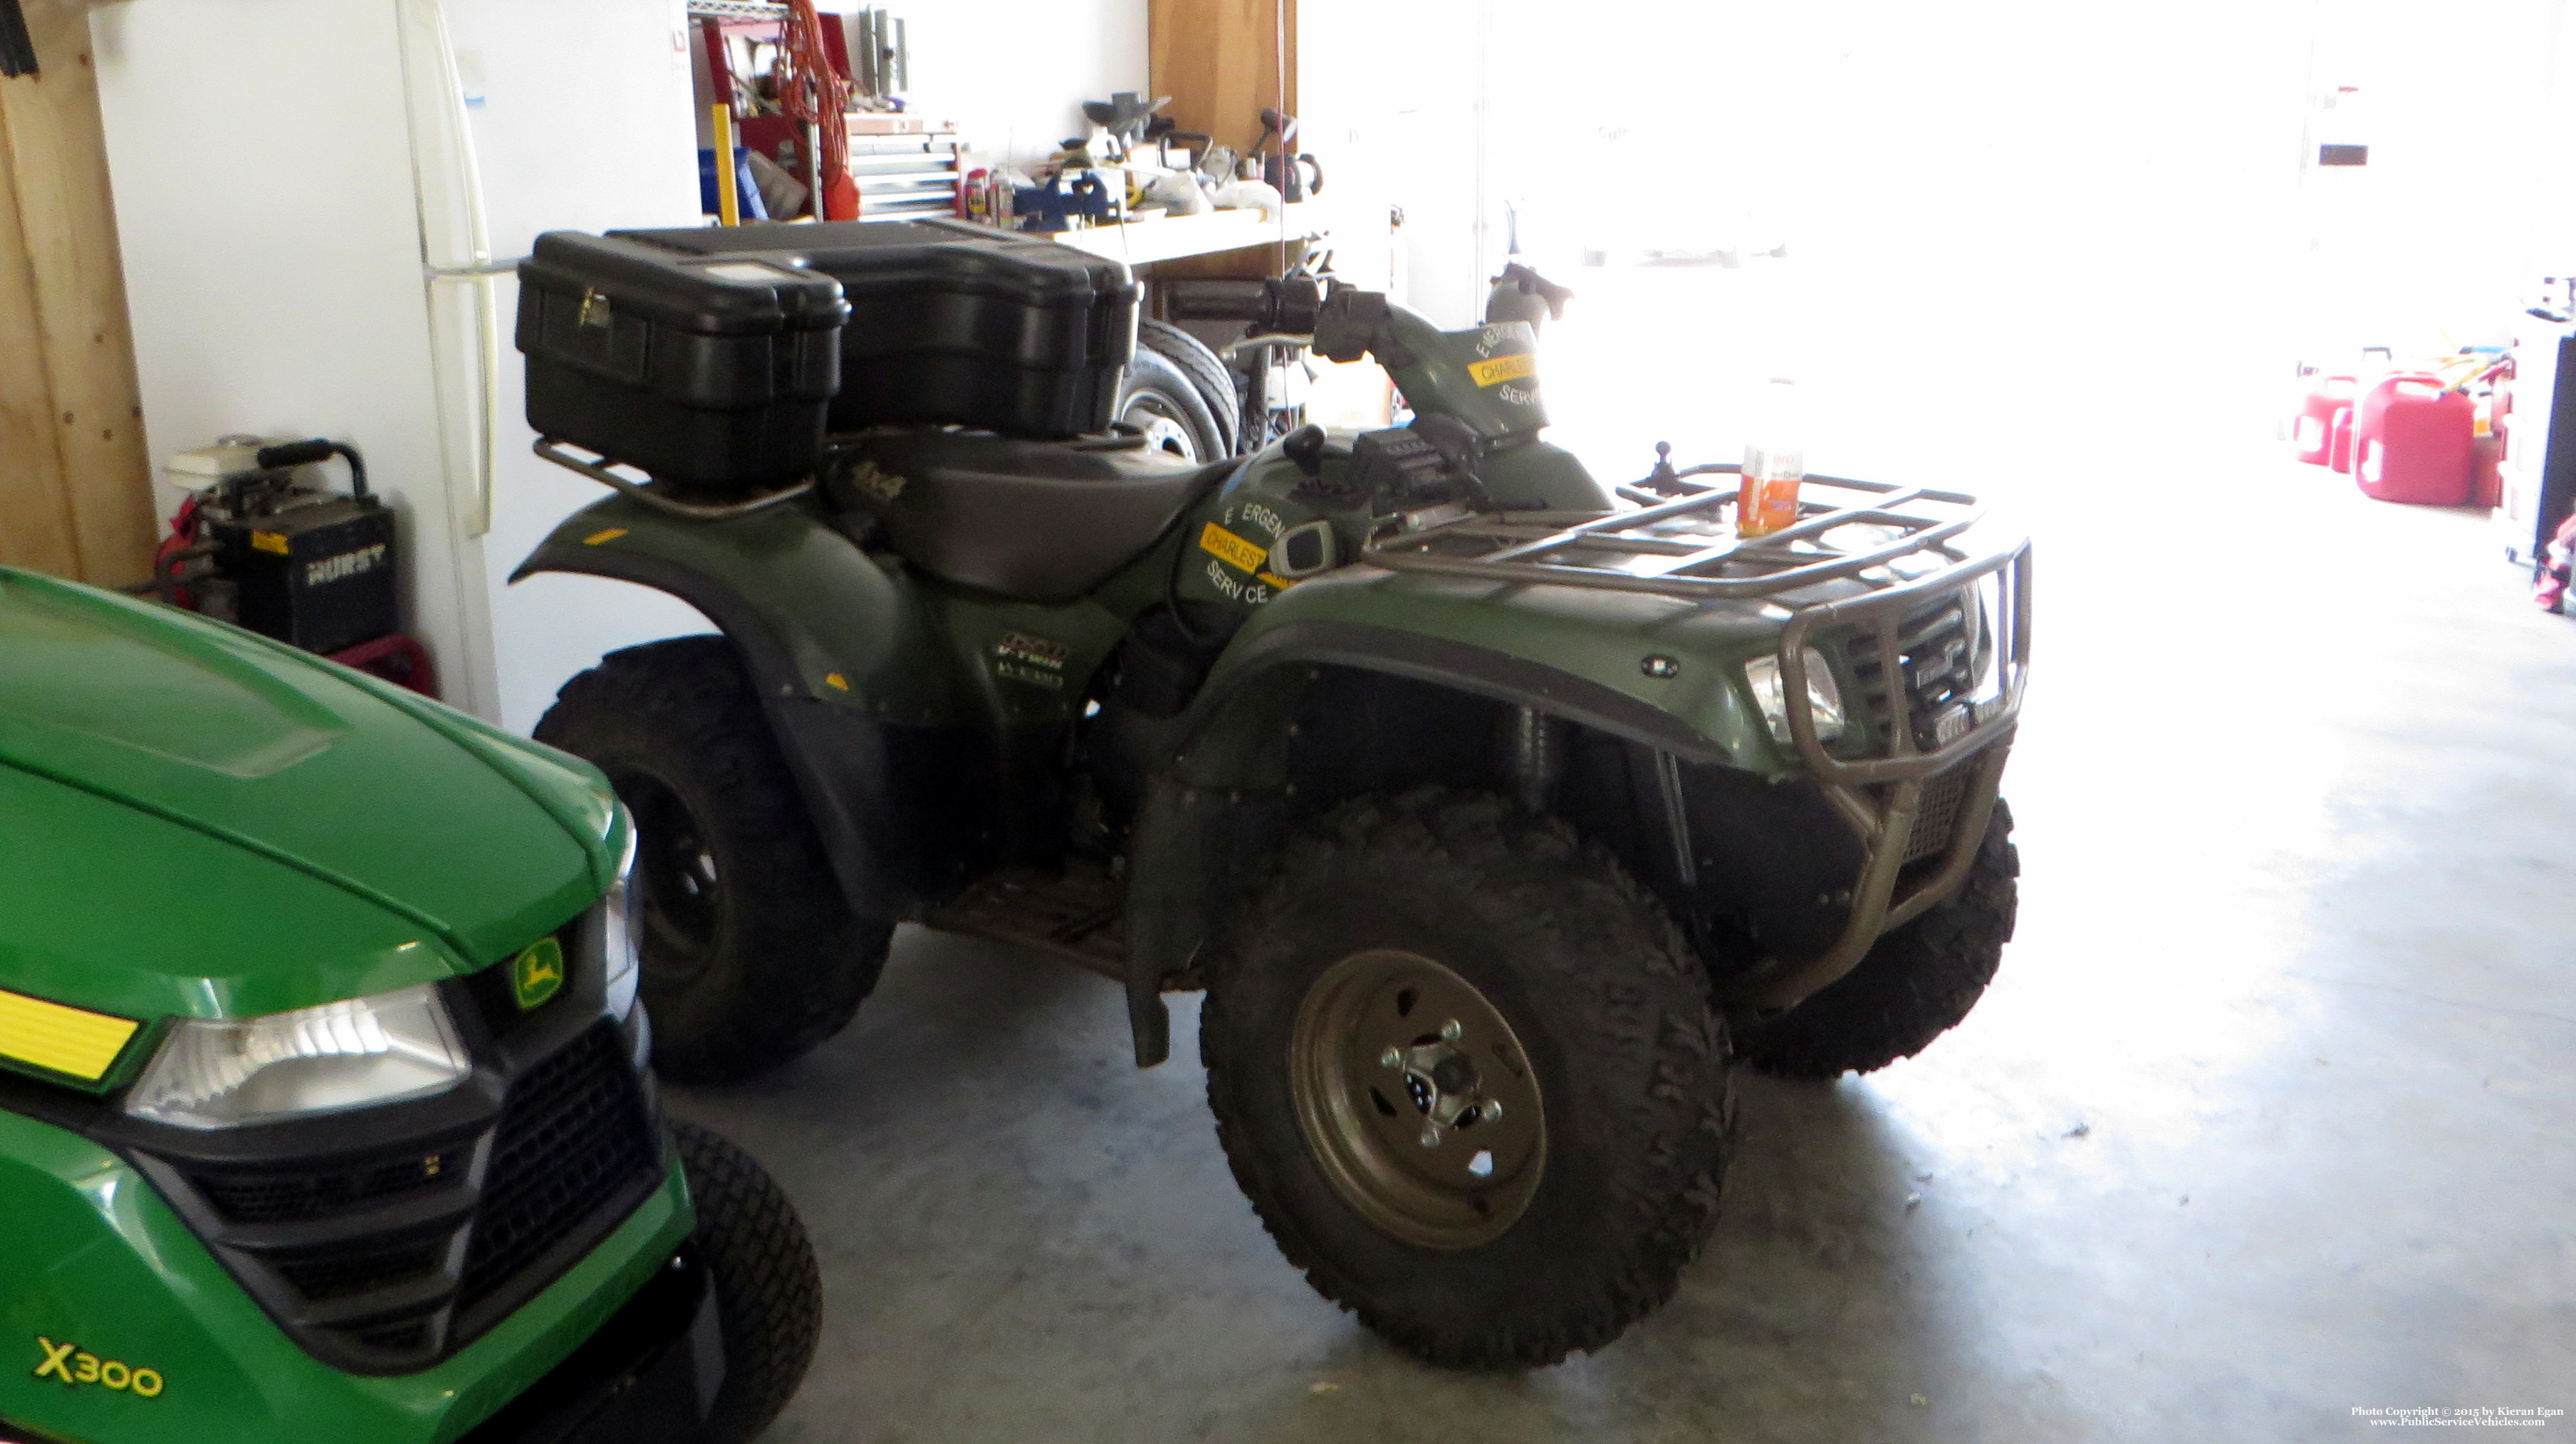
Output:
513 229 2031 1369
0 568 819 1443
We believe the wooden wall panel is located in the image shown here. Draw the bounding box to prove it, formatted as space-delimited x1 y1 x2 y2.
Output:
1149 0 1295 157
0 113 80 577
0 0 152 587
1148 0 1298 282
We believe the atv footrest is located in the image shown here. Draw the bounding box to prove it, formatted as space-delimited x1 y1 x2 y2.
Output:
924 862 1130 981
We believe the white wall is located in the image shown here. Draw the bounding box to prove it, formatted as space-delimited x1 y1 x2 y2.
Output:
852 0 1147 169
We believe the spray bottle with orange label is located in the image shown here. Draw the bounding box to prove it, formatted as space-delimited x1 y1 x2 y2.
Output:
1739 378 1804 538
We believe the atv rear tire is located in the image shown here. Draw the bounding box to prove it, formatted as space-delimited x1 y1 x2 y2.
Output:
1200 788 1733 1370
535 637 889 1083
672 1119 823 1444
1732 800 2018 1079
1138 319 1241 456
1117 345 1229 464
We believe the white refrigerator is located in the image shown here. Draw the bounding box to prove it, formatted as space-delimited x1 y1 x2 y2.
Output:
89 0 714 731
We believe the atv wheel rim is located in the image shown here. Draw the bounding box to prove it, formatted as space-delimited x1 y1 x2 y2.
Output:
1288 949 1547 1249
617 770 721 985
1120 390 1201 462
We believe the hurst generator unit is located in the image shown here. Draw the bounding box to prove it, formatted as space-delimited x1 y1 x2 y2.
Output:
154 436 410 669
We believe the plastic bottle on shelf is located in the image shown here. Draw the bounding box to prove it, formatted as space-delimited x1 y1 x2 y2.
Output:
1739 378 1805 538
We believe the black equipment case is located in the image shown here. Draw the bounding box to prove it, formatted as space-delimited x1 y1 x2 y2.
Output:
518 232 850 488
607 219 1140 441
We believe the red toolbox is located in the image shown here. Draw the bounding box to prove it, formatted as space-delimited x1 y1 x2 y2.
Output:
2295 375 2357 465
2355 374 2474 504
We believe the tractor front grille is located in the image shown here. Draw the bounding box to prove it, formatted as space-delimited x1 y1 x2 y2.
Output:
460 1025 659 1309
137 1009 660 1376
194 1148 465 1226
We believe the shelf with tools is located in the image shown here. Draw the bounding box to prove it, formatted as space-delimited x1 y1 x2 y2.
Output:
1048 202 1328 266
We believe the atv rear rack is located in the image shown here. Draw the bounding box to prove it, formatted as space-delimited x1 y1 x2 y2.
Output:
1363 464 2033 1017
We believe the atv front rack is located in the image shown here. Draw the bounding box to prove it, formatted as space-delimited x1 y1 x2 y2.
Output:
1360 465 2029 783
1363 464 2033 1015
1360 465 1984 601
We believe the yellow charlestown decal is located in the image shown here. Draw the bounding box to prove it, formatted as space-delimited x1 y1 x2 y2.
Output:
1199 523 1268 574
33 1337 163 1397
1467 352 1537 387
0 988 137 1082
512 937 565 1011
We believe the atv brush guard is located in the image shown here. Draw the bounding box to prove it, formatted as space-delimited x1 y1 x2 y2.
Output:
1363 464 2032 1013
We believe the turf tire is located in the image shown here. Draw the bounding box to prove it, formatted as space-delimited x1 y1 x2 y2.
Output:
535 636 888 1083
1732 800 2019 1079
673 1119 823 1444
1200 788 1733 1370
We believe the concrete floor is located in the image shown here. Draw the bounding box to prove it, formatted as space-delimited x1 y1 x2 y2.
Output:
667 284 2576 1439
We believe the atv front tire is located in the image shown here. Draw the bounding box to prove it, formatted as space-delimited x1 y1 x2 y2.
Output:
536 637 890 1083
1732 800 2019 1079
1201 789 1733 1370
672 1119 823 1444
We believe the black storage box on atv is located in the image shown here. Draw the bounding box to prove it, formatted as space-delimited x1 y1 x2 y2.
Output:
608 219 1140 441
518 231 850 489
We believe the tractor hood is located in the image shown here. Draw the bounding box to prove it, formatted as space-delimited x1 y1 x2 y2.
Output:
0 570 616 1037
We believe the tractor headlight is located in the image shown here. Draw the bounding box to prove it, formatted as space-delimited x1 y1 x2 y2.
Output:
600 810 650 1071
1743 649 1848 746
125 984 469 1130
603 815 641 1023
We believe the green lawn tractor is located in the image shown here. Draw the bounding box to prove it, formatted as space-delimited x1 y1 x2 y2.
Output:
0 568 819 1443
509 220 2032 1369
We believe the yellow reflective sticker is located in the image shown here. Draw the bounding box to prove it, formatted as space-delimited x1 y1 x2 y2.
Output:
824 672 850 691
0 990 137 1082
249 531 289 555
582 528 629 546
1257 572 1295 590
1199 522 1268 574
1467 352 1537 387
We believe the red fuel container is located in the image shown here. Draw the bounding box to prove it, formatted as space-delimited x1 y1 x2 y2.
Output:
2355 374 2474 505
2330 404 2356 474
2294 375 2357 465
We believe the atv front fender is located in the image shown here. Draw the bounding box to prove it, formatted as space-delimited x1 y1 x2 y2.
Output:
511 494 955 917
1117 565 1790 1064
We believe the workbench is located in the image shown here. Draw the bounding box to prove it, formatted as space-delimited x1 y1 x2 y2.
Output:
1048 202 1327 266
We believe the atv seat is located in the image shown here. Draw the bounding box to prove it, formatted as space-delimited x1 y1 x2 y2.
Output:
828 433 1226 605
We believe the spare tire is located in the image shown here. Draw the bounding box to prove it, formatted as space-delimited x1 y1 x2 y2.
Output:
1135 320 1239 456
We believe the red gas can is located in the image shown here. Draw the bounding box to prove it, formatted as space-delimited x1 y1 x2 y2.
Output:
2355 375 2475 504
2294 376 2357 465
2329 404 2356 473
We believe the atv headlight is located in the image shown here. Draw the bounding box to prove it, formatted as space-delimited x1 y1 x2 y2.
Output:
603 815 642 1024
125 983 469 1130
1743 649 1848 746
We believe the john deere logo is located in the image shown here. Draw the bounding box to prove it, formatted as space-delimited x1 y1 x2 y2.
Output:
512 938 565 1011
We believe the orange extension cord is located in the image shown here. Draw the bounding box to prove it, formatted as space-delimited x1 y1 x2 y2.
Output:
773 0 855 219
